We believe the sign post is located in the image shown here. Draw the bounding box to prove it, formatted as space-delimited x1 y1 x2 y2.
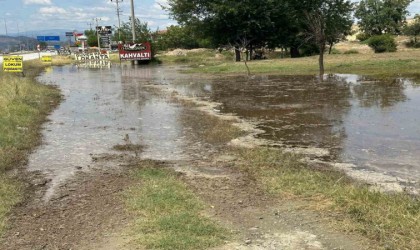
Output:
118 42 152 61
3 55 24 76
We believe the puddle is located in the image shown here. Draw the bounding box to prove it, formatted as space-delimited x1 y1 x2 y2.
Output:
162 73 420 190
29 64 188 201
31 64 420 197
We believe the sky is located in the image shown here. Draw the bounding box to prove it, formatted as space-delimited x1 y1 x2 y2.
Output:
1 0 420 36
0 0 175 36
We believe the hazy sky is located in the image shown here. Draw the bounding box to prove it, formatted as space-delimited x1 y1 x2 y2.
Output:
0 0 420 35
0 0 175 35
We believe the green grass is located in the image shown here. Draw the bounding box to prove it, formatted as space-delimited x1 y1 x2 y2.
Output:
159 48 420 77
124 161 228 250
157 49 234 67
234 147 420 250
0 59 62 236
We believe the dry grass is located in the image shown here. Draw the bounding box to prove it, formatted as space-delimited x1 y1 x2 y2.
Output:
0 60 62 236
156 44 420 77
189 49 420 76
180 109 244 146
175 102 420 249
233 147 420 250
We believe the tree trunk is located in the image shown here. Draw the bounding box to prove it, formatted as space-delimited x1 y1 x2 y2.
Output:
235 46 241 62
290 46 300 58
328 42 333 54
319 45 325 80
250 44 253 60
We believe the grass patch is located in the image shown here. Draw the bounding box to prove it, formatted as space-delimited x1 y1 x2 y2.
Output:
0 59 63 236
180 109 244 146
124 161 228 249
159 49 420 77
233 147 420 249
0 175 22 235
157 49 234 68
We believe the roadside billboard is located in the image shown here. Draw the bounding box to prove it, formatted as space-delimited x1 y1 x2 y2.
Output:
3 55 23 73
118 42 152 61
41 55 52 63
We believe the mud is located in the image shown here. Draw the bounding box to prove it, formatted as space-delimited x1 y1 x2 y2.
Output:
1 64 417 249
162 72 420 193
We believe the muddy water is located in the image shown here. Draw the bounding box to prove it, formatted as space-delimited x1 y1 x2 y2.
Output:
32 64 420 198
168 73 420 187
30 65 189 200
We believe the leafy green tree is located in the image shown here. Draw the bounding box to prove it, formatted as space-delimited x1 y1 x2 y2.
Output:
155 25 200 50
116 18 153 43
355 0 413 36
84 29 98 47
403 15 420 44
165 0 292 61
295 0 353 77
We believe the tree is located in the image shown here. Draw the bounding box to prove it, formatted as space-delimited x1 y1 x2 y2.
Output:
116 18 153 43
403 14 420 44
165 0 292 61
84 29 98 47
297 0 353 77
155 25 201 50
355 0 413 36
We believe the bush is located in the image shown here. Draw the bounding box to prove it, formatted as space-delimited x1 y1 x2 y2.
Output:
367 35 397 53
343 49 359 54
404 39 420 48
330 48 341 54
356 33 370 42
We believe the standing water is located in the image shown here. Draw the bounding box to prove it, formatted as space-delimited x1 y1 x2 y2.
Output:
31 65 420 197
29 64 189 201
165 73 420 192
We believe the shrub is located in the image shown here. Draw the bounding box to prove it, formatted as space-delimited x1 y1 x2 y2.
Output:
404 39 420 48
367 35 397 53
356 33 370 42
330 48 341 54
343 49 359 54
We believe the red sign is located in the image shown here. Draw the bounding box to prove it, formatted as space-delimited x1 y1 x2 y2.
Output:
118 42 152 61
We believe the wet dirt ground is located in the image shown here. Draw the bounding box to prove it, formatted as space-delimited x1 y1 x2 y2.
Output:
1 64 417 249
167 73 420 193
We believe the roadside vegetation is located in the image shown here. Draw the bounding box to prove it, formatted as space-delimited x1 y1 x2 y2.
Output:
157 47 420 77
233 148 419 250
0 57 68 235
182 106 419 249
124 160 228 250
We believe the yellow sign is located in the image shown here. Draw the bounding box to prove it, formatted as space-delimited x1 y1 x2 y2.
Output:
41 55 52 63
3 56 23 73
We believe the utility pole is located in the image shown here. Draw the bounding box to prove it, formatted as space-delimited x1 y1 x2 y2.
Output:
111 0 123 41
93 17 101 49
4 18 7 36
130 0 136 42
87 22 93 31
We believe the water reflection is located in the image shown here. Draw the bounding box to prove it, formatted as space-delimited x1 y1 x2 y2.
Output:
167 73 420 183
30 65 187 200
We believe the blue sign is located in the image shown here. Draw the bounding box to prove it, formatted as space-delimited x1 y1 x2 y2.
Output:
45 36 60 41
54 45 61 50
37 36 60 42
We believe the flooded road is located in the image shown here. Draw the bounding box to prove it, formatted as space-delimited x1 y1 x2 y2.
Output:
30 65 189 200
167 73 420 190
31 64 420 198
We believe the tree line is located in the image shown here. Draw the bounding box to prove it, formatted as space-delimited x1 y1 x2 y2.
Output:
83 0 416 75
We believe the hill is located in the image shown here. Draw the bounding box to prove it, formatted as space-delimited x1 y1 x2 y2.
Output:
0 35 38 53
